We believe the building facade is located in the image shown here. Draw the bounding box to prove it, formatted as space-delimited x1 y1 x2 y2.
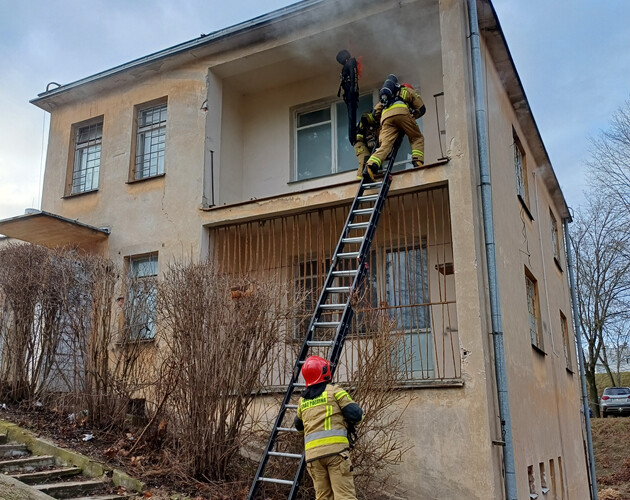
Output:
1 0 590 498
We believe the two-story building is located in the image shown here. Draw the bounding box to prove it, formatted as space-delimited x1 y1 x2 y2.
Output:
0 0 591 498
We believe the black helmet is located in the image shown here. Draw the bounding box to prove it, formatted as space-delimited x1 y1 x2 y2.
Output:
379 74 400 106
336 49 352 65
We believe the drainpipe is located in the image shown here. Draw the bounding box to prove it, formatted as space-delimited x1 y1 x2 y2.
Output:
466 1 518 498
563 218 598 500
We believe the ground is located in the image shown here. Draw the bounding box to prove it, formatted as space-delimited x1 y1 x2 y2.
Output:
0 405 247 499
2 403 629 499
592 417 630 499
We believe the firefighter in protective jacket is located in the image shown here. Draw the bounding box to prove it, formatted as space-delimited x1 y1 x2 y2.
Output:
365 74 426 181
295 355 363 500
354 112 379 179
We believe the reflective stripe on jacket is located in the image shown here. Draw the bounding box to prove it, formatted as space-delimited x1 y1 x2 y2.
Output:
297 384 354 462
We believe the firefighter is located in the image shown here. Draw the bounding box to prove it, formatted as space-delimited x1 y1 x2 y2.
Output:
294 355 363 500
336 49 360 145
364 74 426 181
354 111 379 180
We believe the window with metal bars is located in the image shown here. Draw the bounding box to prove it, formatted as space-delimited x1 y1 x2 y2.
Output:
550 208 562 268
71 121 102 194
134 102 167 180
210 186 458 383
126 253 158 340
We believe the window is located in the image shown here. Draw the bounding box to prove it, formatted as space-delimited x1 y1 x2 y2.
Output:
525 268 544 351
127 253 158 340
71 120 102 194
295 94 373 181
560 311 573 371
514 130 529 205
134 101 167 180
384 244 433 377
550 209 561 267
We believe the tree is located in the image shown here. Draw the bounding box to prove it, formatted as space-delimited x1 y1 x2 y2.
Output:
571 193 630 416
588 97 630 214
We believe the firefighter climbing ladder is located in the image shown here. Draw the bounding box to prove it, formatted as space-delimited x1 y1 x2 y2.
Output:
247 136 403 500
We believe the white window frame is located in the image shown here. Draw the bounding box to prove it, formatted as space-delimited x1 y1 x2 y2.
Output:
127 253 158 340
70 120 103 195
293 93 374 181
134 101 167 180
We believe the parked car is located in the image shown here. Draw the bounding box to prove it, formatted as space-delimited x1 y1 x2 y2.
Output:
600 387 630 418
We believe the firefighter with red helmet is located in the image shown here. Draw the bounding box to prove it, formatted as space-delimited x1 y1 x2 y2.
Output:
294 355 363 500
365 74 426 181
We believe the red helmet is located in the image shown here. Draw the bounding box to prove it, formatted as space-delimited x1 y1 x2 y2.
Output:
302 356 331 387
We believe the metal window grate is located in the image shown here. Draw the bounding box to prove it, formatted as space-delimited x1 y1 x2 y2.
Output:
210 185 459 384
135 103 167 179
72 122 102 194
127 254 158 340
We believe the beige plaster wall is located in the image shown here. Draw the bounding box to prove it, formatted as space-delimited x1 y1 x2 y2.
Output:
481 29 589 500
41 60 209 269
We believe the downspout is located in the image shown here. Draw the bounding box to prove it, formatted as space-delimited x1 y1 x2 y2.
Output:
563 218 598 500
466 1 518 498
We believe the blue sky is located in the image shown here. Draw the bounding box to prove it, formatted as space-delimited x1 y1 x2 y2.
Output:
0 0 628 221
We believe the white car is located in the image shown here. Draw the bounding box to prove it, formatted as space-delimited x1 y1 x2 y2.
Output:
600 387 630 418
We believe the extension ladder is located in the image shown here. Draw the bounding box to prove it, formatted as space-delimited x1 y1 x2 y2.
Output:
247 136 403 500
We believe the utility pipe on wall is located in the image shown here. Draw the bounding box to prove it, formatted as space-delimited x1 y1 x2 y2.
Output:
466 1 518 498
563 218 598 500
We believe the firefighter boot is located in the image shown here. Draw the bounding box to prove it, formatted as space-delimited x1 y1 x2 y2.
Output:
364 163 379 181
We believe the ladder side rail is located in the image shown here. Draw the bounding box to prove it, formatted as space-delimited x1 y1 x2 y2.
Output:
287 457 307 500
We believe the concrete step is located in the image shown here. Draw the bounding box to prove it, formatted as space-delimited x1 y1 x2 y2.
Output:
0 454 55 472
67 496 137 500
34 479 106 499
13 466 82 484
0 443 30 457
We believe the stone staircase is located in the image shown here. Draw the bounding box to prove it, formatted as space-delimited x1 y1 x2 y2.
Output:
0 433 136 499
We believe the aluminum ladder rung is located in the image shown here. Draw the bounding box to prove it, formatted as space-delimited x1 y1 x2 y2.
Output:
326 286 351 293
363 181 382 189
313 322 340 328
268 451 303 459
277 426 301 432
352 208 374 215
338 252 359 259
307 340 334 347
357 195 378 202
319 303 347 309
259 477 295 486
348 222 369 229
332 270 358 277
341 237 364 244
285 404 298 410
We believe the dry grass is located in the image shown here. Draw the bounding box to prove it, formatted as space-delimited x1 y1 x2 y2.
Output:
592 417 630 499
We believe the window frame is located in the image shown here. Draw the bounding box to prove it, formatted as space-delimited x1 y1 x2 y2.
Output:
514 130 533 220
550 208 563 271
525 267 544 353
66 116 104 196
129 98 168 182
292 93 375 182
126 252 158 341
560 311 573 372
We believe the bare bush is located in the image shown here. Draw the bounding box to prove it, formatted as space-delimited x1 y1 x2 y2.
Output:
0 244 155 429
157 262 303 481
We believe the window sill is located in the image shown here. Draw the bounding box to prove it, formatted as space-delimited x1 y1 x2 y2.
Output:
63 188 98 199
126 173 165 184
114 337 156 347
554 257 563 273
288 169 355 185
531 343 546 356
518 194 534 221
